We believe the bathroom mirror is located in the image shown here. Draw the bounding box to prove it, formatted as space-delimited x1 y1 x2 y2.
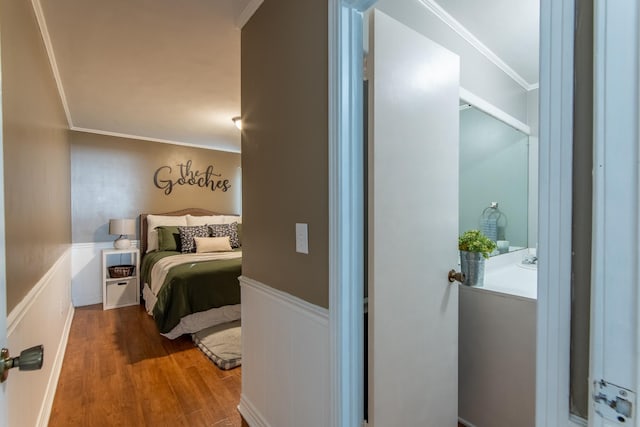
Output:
459 104 530 254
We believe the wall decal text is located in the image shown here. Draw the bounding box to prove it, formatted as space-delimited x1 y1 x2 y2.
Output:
153 160 231 195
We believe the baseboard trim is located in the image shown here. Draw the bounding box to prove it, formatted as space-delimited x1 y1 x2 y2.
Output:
7 247 71 335
37 304 74 427
238 275 329 325
238 395 271 427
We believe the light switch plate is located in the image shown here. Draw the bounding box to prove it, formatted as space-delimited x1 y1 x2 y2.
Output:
295 223 309 254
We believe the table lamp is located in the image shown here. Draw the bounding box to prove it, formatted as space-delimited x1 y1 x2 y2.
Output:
109 218 136 249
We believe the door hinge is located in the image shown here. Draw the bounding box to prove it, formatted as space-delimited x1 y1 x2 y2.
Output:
593 379 635 424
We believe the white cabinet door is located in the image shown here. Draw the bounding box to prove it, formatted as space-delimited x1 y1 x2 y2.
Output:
368 9 460 426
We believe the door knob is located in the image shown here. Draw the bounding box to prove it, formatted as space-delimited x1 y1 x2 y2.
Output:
448 269 465 284
0 345 44 383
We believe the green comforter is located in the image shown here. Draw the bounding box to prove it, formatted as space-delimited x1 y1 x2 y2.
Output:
141 250 242 334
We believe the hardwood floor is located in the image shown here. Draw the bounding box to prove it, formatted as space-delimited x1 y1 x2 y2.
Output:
50 304 467 426
49 304 247 427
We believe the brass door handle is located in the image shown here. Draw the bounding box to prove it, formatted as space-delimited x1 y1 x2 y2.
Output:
0 345 44 383
448 269 465 284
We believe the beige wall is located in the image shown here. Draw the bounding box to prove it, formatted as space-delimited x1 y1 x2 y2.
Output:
241 0 328 308
1 0 72 312
71 131 241 243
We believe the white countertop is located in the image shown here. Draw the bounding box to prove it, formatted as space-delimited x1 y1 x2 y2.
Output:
466 249 538 300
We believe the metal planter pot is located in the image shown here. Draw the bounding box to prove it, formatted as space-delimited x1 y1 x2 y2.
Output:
460 251 485 287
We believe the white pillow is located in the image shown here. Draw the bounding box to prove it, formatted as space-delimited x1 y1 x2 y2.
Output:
223 215 242 224
186 214 241 226
195 236 232 253
146 214 188 252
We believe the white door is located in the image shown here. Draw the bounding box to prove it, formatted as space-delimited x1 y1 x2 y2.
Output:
589 1 639 426
368 9 460 426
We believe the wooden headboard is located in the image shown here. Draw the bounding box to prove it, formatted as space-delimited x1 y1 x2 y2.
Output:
139 208 224 256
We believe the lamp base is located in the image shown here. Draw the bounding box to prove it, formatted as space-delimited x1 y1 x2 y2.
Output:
114 236 131 249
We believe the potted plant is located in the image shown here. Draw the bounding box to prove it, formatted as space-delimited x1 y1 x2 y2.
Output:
458 229 496 287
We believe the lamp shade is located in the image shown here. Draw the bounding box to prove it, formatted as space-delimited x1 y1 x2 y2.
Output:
109 219 136 236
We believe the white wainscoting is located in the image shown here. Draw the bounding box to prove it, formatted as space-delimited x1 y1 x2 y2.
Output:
238 276 329 427
6 248 74 427
72 241 139 307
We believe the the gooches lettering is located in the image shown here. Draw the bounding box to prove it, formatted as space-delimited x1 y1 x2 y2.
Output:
153 160 231 195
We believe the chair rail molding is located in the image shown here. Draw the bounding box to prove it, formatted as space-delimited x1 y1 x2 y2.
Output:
6 248 74 427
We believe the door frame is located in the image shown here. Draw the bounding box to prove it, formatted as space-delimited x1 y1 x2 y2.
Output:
328 1 590 427
538 1 640 426
589 1 640 426
328 1 374 425
535 0 581 426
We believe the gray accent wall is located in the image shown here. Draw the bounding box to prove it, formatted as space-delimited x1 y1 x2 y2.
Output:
70 131 241 243
241 0 329 308
1 0 72 312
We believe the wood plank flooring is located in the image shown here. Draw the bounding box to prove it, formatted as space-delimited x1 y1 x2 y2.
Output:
50 304 467 426
49 304 247 427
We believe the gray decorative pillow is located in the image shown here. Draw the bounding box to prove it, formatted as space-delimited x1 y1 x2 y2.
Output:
178 225 210 253
208 222 240 248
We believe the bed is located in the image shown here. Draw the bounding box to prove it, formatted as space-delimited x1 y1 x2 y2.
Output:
140 208 242 339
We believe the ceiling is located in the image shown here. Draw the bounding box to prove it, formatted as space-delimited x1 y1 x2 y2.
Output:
40 0 252 152
435 0 539 86
37 0 538 153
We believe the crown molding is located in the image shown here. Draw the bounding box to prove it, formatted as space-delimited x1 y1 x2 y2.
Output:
70 127 241 153
31 0 74 127
235 0 264 29
418 0 538 91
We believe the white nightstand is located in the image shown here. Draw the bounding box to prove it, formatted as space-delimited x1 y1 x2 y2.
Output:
102 248 140 310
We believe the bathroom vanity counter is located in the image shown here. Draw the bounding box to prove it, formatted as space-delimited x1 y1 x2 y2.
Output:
482 250 537 299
